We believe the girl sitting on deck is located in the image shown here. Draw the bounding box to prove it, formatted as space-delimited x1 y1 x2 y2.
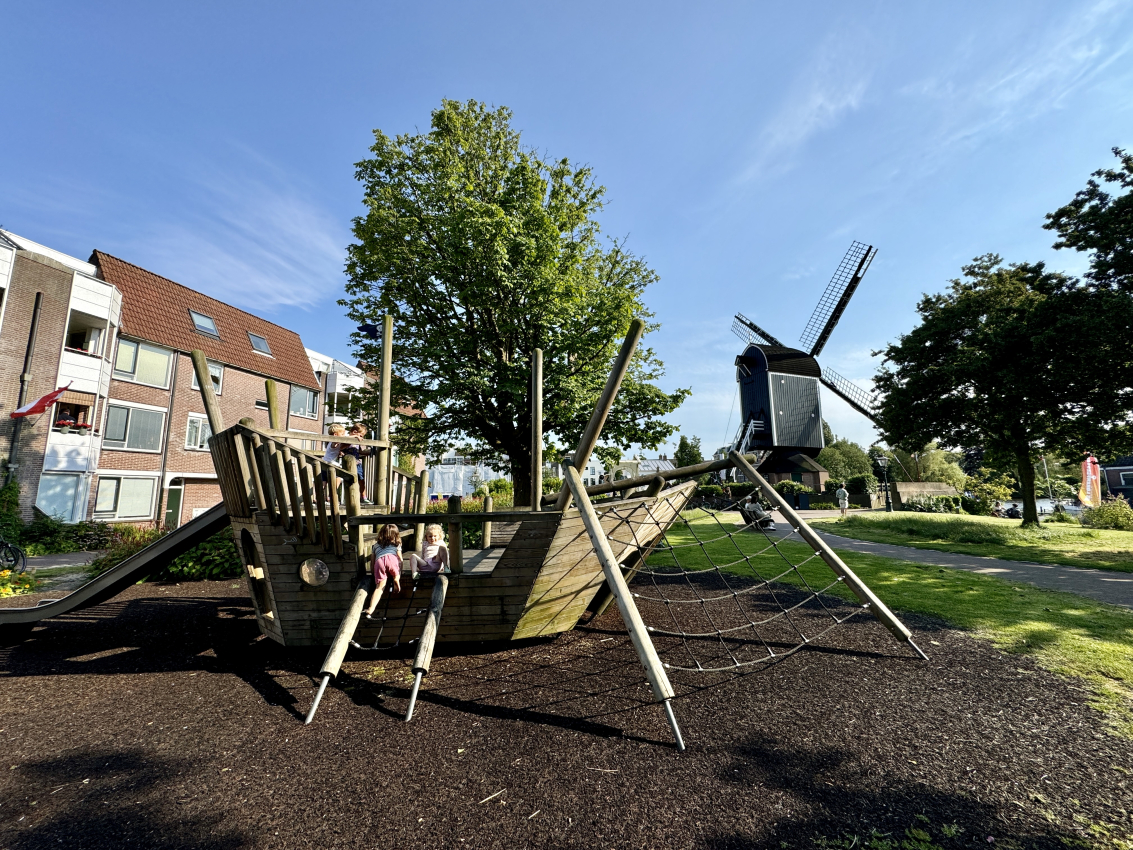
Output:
364 524 402 619
405 523 450 578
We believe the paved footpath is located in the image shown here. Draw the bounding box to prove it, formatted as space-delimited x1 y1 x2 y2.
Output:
810 527 1133 610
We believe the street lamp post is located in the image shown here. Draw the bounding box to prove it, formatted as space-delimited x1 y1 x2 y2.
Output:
877 455 894 513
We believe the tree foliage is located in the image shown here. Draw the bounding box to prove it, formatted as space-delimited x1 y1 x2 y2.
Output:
1045 147 1133 292
875 255 1133 525
673 435 704 469
341 100 688 504
817 438 873 483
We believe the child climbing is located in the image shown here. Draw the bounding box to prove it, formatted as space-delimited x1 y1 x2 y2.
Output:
364 524 402 619
406 523 450 578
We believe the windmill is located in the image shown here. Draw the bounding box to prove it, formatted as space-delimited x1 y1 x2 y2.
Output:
730 241 880 460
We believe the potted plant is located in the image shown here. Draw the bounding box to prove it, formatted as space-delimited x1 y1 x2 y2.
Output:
55 420 71 434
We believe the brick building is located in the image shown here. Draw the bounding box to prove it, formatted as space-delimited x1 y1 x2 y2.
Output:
1 230 326 527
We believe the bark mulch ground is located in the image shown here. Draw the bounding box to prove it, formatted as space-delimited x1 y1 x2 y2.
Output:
1 581 1131 849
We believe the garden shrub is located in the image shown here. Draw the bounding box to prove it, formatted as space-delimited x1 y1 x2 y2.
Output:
19 515 114 556
486 478 513 497
962 467 1014 515
774 480 813 496
901 494 960 514
846 473 879 495
0 480 21 543
697 485 723 498
88 526 242 581
1081 498 1133 531
541 477 562 494
808 501 837 510
1044 507 1081 524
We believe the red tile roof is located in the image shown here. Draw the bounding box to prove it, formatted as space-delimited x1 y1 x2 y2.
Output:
92 251 320 390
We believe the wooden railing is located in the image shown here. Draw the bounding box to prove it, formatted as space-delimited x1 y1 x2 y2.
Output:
208 423 430 559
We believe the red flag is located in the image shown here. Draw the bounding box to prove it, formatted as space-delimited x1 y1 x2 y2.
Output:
9 384 72 418
1079 453 1102 507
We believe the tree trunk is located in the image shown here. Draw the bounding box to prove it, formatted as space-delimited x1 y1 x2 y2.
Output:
512 463 532 508
1016 446 1039 526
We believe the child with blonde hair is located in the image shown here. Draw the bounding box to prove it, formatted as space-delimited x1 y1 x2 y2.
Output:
364 524 402 618
406 523 449 578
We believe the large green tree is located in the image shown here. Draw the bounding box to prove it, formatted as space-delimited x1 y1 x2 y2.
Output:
874 255 1133 525
342 100 688 505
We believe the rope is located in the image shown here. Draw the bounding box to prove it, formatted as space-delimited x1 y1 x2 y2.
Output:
600 492 868 673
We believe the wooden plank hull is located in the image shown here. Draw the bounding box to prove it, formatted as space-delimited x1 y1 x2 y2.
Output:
232 481 697 647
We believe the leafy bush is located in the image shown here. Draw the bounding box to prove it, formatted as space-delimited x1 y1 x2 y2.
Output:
1081 498 1133 531
88 526 242 581
0 481 21 543
424 495 514 548
836 513 1094 545
808 501 838 510
19 515 115 556
901 494 960 514
1044 508 1080 524
846 473 879 495
774 480 813 496
697 485 723 498
486 478 513 497
962 467 1014 515
0 568 41 598
542 477 562 494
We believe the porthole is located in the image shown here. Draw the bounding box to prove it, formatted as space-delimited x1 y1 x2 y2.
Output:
299 558 330 587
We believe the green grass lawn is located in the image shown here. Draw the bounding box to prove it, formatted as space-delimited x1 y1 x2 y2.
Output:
805 512 1133 573
652 510 1133 737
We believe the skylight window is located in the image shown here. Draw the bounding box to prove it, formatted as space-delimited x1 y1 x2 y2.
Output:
189 310 219 338
248 332 272 355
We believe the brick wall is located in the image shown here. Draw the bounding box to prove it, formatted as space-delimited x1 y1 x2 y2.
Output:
0 252 74 521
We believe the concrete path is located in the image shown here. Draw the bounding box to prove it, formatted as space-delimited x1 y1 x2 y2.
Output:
810 527 1133 610
25 551 103 570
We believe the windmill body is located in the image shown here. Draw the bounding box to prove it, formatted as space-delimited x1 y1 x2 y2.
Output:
731 242 880 463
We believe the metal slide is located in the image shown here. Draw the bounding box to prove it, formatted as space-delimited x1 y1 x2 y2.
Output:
0 503 229 628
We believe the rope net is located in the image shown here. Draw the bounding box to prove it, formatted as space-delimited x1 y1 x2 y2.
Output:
601 493 871 674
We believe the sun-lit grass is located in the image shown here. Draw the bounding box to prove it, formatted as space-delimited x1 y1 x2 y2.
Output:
651 510 1133 737
805 512 1133 573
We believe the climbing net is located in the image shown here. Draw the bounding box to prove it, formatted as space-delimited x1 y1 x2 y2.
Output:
601 492 873 674
350 575 430 652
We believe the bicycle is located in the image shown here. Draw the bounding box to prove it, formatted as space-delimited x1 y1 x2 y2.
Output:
0 535 27 573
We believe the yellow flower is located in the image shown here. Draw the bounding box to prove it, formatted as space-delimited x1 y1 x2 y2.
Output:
0 570 10 577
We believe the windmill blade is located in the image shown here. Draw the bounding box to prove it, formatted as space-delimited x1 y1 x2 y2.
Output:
732 313 786 347
819 365 881 425
799 242 877 358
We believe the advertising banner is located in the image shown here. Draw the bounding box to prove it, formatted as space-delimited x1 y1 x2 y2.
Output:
1079 454 1102 507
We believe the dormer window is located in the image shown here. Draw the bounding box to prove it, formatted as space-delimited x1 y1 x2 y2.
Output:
248 332 272 355
189 310 219 338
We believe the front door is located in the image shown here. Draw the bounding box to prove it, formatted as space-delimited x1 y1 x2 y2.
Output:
164 482 183 529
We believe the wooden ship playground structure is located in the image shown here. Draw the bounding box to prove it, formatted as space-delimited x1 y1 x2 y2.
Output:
1 313 927 750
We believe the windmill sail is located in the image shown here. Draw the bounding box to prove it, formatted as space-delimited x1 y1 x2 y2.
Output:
732 313 786 347
819 365 880 424
799 242 877 358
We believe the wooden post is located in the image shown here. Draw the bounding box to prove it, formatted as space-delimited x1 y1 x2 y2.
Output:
255 443 278 525
305 574 375 725
644 475 665 497
447 494 463 574
312 464 330 550
342 453 364 562
531 348 543 511
563 464 684 751
270 450 293 532
483 494 493 548
415 470 429 555
376 314 393 508
405 574 449 722
190 350 224 435
554 319 644 511
265 378 282 431
326 464 344 557
299 462 318 544
728 451 928 661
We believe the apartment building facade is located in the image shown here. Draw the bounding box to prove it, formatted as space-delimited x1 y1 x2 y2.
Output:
1 231 326 527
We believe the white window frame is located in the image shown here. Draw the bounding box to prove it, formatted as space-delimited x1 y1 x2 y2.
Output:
190 360 224 395
1120 471 1133 487
248 332 272 356
101 400 167 454
185 414 212 451
189 309 220 338
93 474 159 521
289 386 319 420
113 338 173 389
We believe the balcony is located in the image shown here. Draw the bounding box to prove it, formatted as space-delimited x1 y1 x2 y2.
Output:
326 371 364 395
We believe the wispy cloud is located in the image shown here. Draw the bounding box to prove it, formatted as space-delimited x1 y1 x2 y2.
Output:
901 0 1133 164
738 33 874 183
124 166 349 314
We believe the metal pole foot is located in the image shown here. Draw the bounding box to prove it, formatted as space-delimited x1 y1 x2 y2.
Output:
405 671 424 722
663 699 686 752
305 674 331 725
907 638 929 661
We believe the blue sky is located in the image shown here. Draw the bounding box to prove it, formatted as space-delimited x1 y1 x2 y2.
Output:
5 1 1132 454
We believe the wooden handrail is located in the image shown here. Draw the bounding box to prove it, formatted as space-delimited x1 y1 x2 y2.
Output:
347 510 562 526
256 426 391 449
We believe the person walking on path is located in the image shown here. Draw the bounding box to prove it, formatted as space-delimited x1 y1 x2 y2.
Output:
835 482 850 518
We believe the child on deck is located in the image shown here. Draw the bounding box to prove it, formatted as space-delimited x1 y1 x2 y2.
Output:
364 524 402 619
406 523 449 578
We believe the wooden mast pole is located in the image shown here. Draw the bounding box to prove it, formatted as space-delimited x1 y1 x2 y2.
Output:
531 349 543 511
264 379 282 431
563 464 684 751
376 314 393 508
190 350 225 435
553 319 644 511
728 451 928 660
